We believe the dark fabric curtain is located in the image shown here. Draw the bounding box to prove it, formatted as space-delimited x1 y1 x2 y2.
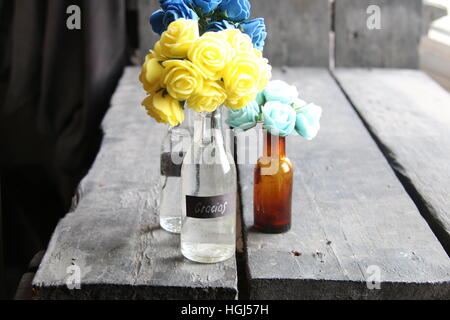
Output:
0 0 127 295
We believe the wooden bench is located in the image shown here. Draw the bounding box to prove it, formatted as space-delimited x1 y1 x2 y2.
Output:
31 66 450 300
333 68 450 254
31 0 450 299
237 68 450 299
32 68 237 299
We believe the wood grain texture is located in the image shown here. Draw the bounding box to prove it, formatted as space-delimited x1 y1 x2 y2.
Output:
334 0 422 68
252 0 330 67
237 68 450 299
334 68 450 254
32 67 238 300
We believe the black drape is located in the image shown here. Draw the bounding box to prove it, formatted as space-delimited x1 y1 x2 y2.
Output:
0 0 127 295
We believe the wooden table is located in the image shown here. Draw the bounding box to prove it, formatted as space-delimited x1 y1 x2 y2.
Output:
32 67 450 299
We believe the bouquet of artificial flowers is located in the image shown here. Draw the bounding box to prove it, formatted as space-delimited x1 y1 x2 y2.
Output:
139 17 271 126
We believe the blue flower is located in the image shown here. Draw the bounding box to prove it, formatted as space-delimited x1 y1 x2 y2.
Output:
160 0 192 11
294 101 322 140
262 101 296 137
206 20 236 32
262 80 299 105
150 1 198 34
192 0 222 14
240 18 267 51
226 101 260 130
219 0 250 22
162 2 199 30
150 9 165 35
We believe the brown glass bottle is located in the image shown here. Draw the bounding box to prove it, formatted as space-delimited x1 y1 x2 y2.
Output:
254 131 293 233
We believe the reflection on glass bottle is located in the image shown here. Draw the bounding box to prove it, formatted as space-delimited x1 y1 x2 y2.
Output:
159 122 191 234
180 110 237 263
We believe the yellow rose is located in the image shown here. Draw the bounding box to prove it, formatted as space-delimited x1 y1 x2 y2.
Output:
141 91 184 127
152 41 167 60
222 29 254 54
188 32 232 80
252 48 263 58
226 93 256 110
160 19 199 59
223 52 260 100
257 57 272 91
139 57 164 94
222 49 272 110
188 80 227 112
162 59 205 101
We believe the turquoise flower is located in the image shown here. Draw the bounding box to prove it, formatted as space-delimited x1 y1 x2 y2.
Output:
255 91 266 106
293 100 322 140
262 101 296 136
261 80 299 105
226 101 260 130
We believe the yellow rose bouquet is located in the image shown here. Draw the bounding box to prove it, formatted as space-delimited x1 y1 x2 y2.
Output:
139 18 272 126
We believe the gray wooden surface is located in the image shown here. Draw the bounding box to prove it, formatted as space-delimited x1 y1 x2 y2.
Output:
252 0 330 67
137 0 330 67
237 68 450 299
334 0 422 68
32 67 238 300
334 68 450 254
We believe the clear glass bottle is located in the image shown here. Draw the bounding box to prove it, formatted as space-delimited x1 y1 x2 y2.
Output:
159 123 191 233
180 110 237 263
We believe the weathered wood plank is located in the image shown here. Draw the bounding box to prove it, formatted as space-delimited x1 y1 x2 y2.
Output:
334 0 422 68
32 67 238 300
252 0 330 67
237 68 450 299
334 68 450 254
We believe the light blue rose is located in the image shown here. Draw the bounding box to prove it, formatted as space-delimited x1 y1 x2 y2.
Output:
294 102 322 140
262 101 296 137
255 91 266 106
226 101 260 130
240 18 267 51
150 9 165 35
262 80 299 105
218 0 250 22
206 20 236 32
193 0 222 14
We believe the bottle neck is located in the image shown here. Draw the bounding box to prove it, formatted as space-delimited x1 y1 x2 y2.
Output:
263 131 286 158
194 110 223 146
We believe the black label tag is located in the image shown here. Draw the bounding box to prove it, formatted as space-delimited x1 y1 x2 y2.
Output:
160 152 184 177
186 193 236 219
